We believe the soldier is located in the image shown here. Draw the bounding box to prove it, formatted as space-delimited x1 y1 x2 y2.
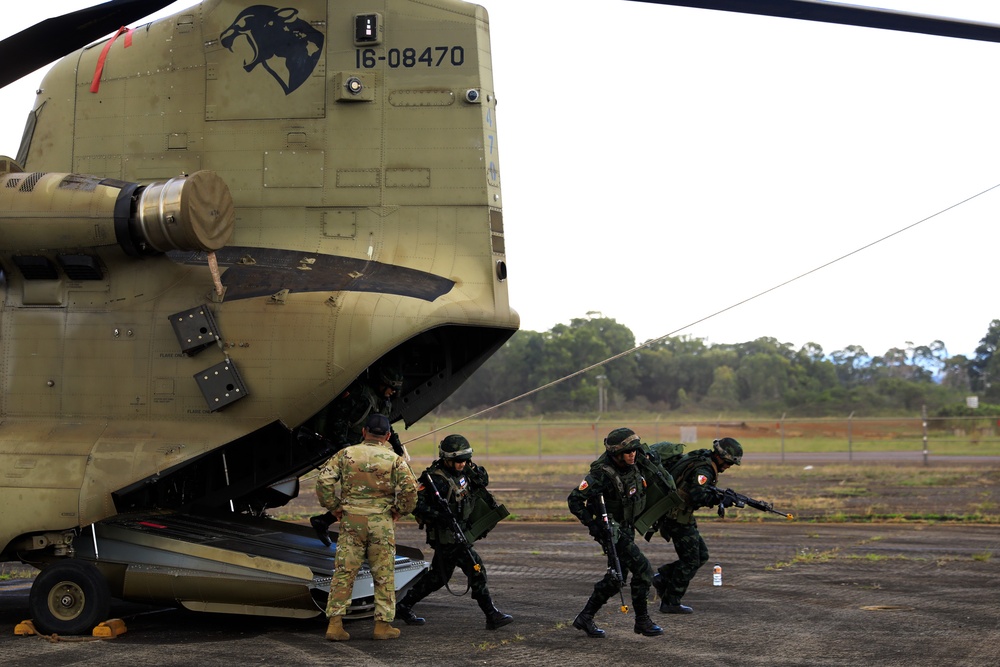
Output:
316 413 418 641
652 437 743 614
395 435 514 631
307 364 407 546
568 427 663 639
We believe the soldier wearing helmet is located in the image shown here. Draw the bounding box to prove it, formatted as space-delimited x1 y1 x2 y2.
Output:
651 437 743 615
395 434 514 631
567 427 663 639
305 362 408 546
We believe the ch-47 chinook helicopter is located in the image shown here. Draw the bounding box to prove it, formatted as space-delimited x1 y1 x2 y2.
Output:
1 0 999 637
0 0 517 634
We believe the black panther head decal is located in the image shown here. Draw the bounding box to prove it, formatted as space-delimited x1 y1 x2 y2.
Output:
220 6 324 95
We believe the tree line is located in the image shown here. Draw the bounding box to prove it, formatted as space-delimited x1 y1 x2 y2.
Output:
440 316 1000 417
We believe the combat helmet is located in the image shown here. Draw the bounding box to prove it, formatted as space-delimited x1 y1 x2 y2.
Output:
439 434 473 461
604 427 641 455
713 437 743 465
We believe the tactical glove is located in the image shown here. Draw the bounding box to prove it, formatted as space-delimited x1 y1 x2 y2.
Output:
587 521 605 543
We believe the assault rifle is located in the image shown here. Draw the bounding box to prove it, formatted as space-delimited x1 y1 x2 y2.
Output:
707 486 794 519
595 494 629 614
422 472 481 573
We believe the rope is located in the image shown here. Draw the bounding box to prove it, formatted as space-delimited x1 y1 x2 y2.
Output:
403 181 1000 443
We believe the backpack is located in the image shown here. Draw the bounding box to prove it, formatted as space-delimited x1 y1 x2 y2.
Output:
649 441 686 471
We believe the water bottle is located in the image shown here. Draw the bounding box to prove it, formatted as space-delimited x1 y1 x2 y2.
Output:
712 563 722 586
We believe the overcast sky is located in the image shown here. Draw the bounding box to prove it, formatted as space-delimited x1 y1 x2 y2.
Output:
2 1 998 359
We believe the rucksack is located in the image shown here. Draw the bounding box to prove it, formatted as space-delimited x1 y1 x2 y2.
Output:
649 441 686 471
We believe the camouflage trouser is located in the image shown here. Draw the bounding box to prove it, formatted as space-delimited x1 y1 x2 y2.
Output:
402 542 490 605
656 518 709 604
591 533 654 607
326 512 397 621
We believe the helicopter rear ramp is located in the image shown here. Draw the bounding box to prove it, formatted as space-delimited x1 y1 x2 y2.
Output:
72 511 427 618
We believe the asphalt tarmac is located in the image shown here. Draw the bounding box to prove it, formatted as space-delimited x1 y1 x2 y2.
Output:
3 520 998 666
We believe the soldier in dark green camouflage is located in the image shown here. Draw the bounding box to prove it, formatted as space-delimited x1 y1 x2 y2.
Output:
307 364 407 546
316 413 418 641
395 434 514 631
568 427 663 639
652 437 743 614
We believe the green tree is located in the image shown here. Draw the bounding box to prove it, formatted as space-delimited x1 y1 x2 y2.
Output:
971 319 1000 402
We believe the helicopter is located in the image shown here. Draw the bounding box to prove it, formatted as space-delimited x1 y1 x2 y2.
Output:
1 0 998 637
0 0 517 634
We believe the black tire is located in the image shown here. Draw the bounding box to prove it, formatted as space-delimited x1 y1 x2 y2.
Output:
28 560 110 635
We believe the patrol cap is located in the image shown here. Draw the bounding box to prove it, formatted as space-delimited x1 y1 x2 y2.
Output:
713 437 743 465
439 434 473 461
605 427 641 455
364 413 391 436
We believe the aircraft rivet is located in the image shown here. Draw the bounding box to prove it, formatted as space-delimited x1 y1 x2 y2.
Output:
47 380 55 387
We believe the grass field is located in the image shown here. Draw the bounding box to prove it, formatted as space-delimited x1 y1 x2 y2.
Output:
397 415 1000 458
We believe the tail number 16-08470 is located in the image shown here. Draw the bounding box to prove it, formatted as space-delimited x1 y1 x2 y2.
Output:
356 46 465 69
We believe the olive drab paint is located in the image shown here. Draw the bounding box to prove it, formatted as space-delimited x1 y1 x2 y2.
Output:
0 0 515 629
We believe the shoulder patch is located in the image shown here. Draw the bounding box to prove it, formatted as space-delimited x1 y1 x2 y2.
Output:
578 479 589 491
697 474 709 485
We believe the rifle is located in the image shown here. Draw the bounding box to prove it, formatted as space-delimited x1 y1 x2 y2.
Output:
422 472 481 574
707 486 794 519
595 494 629 614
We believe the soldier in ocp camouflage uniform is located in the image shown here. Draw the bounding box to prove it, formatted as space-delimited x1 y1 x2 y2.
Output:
395 435 514 631
568 427 663 639
652 437 743 614
316 413 418 641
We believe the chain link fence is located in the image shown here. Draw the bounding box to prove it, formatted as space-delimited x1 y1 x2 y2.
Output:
401 413 1000 463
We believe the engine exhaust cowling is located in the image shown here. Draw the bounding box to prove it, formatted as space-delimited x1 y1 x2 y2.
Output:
0 165 235 255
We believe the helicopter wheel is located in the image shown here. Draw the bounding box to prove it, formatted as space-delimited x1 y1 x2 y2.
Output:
28 560 110 635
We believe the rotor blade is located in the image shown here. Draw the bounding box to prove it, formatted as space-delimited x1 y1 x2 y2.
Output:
627 0 1000 43
0 0 178 89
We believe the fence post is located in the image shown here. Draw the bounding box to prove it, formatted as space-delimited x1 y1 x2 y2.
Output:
922 405 929 466
593 415 602 457
780 412 786 464
485 417 491 461
537 416 544 460
848 410 854 462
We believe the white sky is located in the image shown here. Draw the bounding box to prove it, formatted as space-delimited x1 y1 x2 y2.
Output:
2 1 998 359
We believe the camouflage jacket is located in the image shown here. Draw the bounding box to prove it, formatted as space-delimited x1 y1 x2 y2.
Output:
413 460 492 544
669 449 721 523
567 452 646 542
315 438 417 517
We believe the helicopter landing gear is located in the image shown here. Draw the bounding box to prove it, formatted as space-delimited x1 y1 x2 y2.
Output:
28 560 110 635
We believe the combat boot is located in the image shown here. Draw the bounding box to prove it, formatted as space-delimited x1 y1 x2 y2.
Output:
395 602 425 626
632 598 664 637
310 513 332 547
325 615 350 641
373 620 401 640
477 596 514 630
652 572 667 600
572 595 607 638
